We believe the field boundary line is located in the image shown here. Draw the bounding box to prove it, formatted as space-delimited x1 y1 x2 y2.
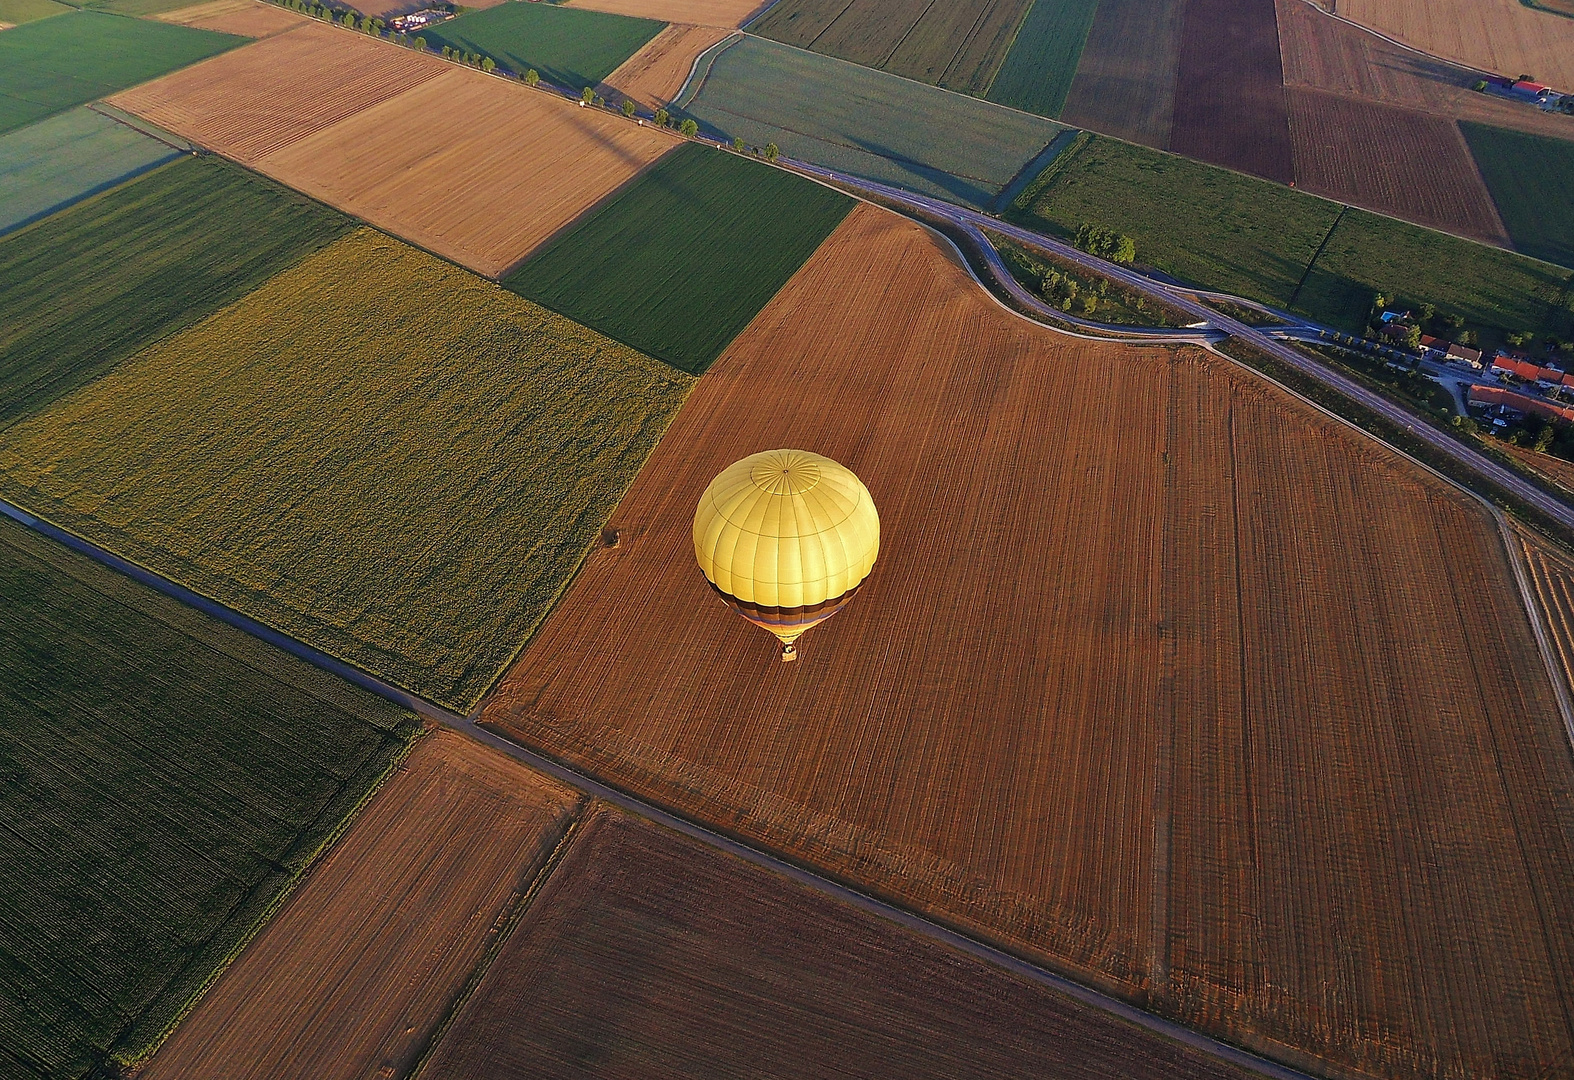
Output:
673 29 742 107
1286 204 1343 310
1496 512 1574 750
404 797 590 1080
0 496 1317 1080
1292 0 1497 78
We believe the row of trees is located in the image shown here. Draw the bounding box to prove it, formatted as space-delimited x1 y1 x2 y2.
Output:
1072 223 1136 265
444 46 495 73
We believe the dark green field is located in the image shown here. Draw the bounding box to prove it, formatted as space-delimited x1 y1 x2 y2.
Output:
506 142 854 374
985 0 1102 118
420 2 663 90
0 10 240 135
0 513 417 1080
1461 122 1574 270
0 156 353 429
1292 207 1574 337
1004 133 1341 305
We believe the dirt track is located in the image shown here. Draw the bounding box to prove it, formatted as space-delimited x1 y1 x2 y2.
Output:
483 201 1574 1080
602 24 733 109
138 728 581 1080
1329 0 1574 92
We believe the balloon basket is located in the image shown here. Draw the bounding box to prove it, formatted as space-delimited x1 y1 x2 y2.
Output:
780 643 798 662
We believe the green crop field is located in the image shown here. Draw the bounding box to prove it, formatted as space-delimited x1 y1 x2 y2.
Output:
1004 132 1341 305
421 2 663 90
0 229 693 712
1461 122 1574 270
985 0 1102 118
0 11 240 136
0 156 352 430
1293 207 1574 337
0 107 178 237
0 512 417 1080
507 142 852 374
84 0 208 14
0 0 71 23
682 35 1065 209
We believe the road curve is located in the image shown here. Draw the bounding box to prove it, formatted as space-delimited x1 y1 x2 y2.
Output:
786 159 1574 531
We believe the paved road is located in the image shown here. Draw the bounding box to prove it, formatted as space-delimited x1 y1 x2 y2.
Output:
787 159 1574 531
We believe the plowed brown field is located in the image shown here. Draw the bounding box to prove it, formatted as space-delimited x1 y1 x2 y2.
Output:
139 728 581 1080
253 68 673 276
1505 444 1574 496
1277 0 1574 140
108 23 446 162
1288 87 1508 243
1172 0 1293 181
1060 0 1184 149
1330 0 1574 93
421 804 1258 1080
1516 528 1574 710
155 0 306 36
567 0 759 25
112 31 675 277
483 203 1574 1080
602 23 732 109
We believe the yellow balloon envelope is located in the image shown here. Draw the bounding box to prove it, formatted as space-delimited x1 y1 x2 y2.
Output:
693 449 879 661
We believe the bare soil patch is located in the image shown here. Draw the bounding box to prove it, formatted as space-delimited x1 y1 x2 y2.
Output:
1516 527 1574 706
420 803 1258 1080
482 202 1574 1079
1288 87 1509 243
1172 0 1293 181
567 0 759 25
108 23 446 161
139 728 581 1080
255 68 674 276
1277 0 1574 140
1060 0 1184 148
601 23 732 109
154 0 306 36
1330 0 1574 93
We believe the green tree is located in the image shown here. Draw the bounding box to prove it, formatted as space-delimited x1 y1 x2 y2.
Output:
1080 295 1099 315
1112 235 1136 265
442 44 452 58
654 107 670 126
482 56 495 73
582 86 595 104
1536 424 1556 452
524 68 539 86
732 136 745 152
679 118 698 137
763 142 779 161
622 99 637 117
1403 325 1422 351
414 35 426 48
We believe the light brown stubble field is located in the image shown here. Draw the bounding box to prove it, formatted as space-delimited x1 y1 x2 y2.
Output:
1276 0 1574 140
1286 87 1509 243
565 0 763 24
138 727 581 1080
482 203 1574 1080
1515 528 1574 705
1315 0 1574 94
601 23 733 110
420 803 1260 1080
108 23 446 160
154 0 307 36
111 32 676 277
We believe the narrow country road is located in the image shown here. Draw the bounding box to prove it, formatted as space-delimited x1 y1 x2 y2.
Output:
785 159 1574 532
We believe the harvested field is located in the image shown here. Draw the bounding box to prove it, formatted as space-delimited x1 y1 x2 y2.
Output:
107 22 447 163
681 35 1065 208
507 141 853 373
600 23 733 109
568 0 759 27
155 0 307 36
1504 443 1574 497
1276 0 1574 141
1171 0 1293 182
0 229 692 712
1005 133 1340 306
253 67 674 277
984 0 1101 117
1333 0 1574 94
483 202 1574 1080
420 804 1258 1080
1516 528 1574 703
0 512 416 1080
1293 206 1574 333
0 155 351 429
0 106 178 236
1287 88 1509 244
1059 0 1184 147
421 2 664 89
140 729 581 1080
0 10 240 135
1462 122 1574 268
749 0 1031 94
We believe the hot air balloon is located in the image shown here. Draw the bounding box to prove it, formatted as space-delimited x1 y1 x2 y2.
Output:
693 448 879 661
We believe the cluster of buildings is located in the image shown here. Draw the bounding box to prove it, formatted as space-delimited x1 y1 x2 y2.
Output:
387 8 450 31
1377 313 1484 367
1482 75 1571 112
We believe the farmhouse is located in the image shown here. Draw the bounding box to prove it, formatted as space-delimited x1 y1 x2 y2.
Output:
1471 383 1574 423
1446 342 1483 367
